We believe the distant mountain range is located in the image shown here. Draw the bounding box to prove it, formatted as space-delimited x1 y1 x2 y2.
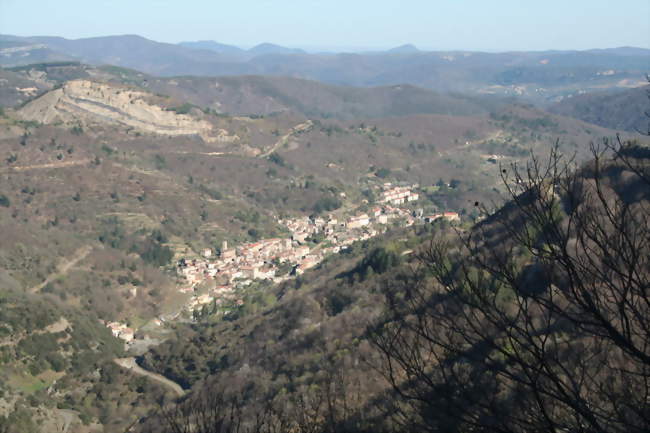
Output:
178 40 306 57
1 34 649 103
179 41 421 56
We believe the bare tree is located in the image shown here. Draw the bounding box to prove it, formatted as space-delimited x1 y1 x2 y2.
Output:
370 141 650 432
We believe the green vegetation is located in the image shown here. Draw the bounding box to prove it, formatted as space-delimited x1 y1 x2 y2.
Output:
0 287 142 431
199 184 223 200
348 246 401 280
101 144 115 155
268 152 286 166
98 219 173 267
312 195 342 214
165 103 195 115
139 237 173 266
153 153 167 169
374 167 391 178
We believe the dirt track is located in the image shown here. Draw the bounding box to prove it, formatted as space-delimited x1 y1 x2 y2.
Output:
259 120 312 158
0 159 91 173
28 245 93 293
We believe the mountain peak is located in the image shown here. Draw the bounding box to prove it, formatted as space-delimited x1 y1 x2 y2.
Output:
249 43 305 55
388 44 420 53
178 40 244 54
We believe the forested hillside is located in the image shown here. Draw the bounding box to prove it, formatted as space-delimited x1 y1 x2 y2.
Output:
549 84 649 132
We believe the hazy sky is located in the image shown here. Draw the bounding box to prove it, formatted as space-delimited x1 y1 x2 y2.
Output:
1 0 648 51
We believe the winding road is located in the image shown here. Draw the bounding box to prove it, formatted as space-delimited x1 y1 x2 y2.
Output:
114 357 185 397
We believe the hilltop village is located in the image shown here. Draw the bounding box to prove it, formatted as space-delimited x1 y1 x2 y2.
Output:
106 183 461 341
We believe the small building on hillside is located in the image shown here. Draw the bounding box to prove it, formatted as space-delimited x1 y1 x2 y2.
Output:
424 212 460 223
221 248 236 261
443 211 460 222
348 213 370 229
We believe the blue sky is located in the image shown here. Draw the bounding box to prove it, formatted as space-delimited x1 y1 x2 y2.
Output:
1 0 648 51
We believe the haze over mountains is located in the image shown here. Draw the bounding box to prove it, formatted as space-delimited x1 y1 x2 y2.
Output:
2 33 648 103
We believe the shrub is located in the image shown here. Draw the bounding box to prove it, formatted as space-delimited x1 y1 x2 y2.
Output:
313 196 342 214
375 167 391 178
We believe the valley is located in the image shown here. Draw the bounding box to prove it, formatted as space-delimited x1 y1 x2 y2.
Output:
0 49 647 432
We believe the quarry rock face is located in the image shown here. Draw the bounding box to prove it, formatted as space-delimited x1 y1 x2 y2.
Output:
19 80 228 141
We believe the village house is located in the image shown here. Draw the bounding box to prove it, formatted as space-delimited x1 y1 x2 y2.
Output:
424 212 461 223
106 322 135 342
348 213 370 229
379 185 419 205
295 245 310 259
197 294 214 305
212 285 234 295
297 255 320 274
443 211 461 222
120 328 135 342
221 248 236 261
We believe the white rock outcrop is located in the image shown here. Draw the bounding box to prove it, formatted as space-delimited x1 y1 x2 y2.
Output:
19 80 231 141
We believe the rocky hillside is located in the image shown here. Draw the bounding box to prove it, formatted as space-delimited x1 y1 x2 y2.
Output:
17 80 229 141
